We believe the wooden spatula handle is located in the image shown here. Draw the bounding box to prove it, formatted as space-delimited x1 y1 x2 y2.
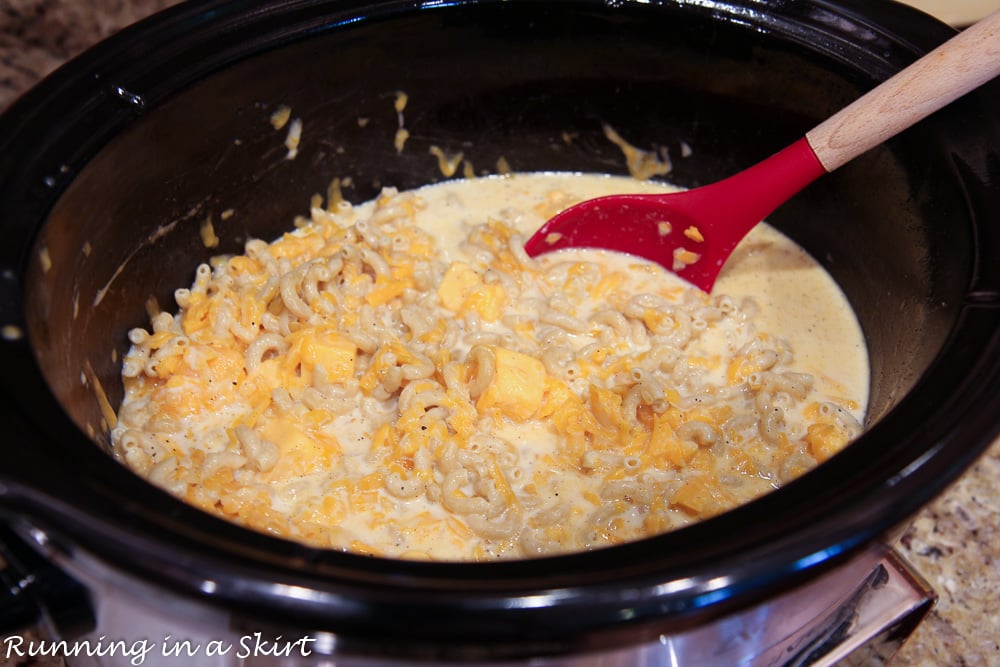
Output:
806 10 1000 173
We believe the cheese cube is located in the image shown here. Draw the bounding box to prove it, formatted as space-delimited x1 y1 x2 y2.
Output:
476 347 547 421
258 417 340 481
438 262 481 311
300 332 357 382
437 262 506 322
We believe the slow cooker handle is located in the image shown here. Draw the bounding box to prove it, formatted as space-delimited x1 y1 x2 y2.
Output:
0 523 94 640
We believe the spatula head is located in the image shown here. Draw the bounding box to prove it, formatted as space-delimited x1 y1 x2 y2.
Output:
524 139 831 292
523 193 728 293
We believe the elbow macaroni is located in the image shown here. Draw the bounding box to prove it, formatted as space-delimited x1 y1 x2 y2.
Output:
112 173 867 561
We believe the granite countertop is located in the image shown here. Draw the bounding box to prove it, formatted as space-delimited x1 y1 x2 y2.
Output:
1 1 998 665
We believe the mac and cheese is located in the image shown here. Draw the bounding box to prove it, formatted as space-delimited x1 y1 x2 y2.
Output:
112 173 868 560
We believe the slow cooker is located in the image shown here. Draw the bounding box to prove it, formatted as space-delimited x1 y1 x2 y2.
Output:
0 0 997 664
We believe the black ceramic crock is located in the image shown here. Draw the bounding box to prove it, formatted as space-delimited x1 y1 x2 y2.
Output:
0 0 997 661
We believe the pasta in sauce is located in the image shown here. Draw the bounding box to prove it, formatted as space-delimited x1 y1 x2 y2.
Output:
112 173 868 561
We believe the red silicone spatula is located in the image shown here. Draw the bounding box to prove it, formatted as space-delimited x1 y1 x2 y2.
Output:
524 10 1000 292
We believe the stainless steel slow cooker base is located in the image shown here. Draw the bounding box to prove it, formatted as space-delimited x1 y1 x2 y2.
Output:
12 530 930 666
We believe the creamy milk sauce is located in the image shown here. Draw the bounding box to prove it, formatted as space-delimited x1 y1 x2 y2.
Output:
113 172 869 561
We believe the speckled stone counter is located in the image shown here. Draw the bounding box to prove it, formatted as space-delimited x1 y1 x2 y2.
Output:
1 2 998 665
